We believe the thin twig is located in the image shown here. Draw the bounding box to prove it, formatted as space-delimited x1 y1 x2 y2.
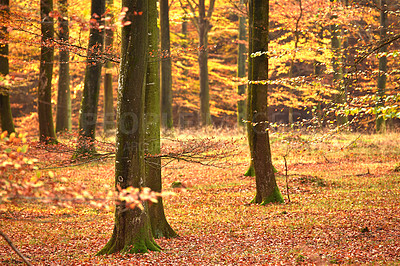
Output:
283 155 291 203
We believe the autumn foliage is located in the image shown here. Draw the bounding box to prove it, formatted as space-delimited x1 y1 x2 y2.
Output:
1 0 400 264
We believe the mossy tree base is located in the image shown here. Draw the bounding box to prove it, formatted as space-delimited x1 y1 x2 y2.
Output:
72 145 98 160
250 185 284 205
97 207 161 255
244 164 255 176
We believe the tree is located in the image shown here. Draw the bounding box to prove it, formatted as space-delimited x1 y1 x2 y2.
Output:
376 0 387 133
103 0 115 135
98 0 160 254
38 0 57 143
237 0 247 128
0 0 15 133
145 0 177 239
288 0 302 125
330 3 347 126
55 0 72 133
160 0 173 129
76 0 105 153
180 0 216 126
247 0 283 204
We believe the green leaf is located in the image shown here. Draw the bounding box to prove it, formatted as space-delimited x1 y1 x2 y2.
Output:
20 145 28 153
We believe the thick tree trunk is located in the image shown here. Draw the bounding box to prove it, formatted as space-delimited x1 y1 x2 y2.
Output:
0 95 14 133
198 0 212 126
160 0 173 129
76 0 105 154
0 0 15 133
376 0 387 133
103 0 115 135
145 0 177 239
38 0 57 143
248 0 283 204
55 0 71 133
98 0 160 254
237 0 246 128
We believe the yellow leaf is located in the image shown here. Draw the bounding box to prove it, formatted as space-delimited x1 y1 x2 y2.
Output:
9 132 16 142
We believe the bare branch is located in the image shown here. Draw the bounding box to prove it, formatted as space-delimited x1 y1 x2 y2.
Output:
0 229 32 266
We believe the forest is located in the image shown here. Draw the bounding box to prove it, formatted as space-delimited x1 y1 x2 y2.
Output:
1 0 399 264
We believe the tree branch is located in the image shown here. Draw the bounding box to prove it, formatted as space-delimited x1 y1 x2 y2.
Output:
0 229 32 266
354 33 400 66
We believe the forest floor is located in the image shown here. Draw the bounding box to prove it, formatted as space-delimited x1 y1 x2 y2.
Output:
1 128 400 265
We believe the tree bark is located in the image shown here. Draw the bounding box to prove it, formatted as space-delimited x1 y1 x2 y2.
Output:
103 0 115 135
55 0 71 133
0 0 15 134
0 0 15 133
160 0 173 129
38 0 57 143
145 0 177 239
97 0 160 254
330 12 347 126
376 0 387 133
76 0 105 154
248 0 283 204
198 0 212 126
237 0 247 128
288 0 302 125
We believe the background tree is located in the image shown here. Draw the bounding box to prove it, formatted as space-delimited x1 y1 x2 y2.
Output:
55 0 72 133
376 0 387 133
288 0 302 125
38 0 57 143
237 0 247 128
180 0 216 126
98 0 161 254
103 0 115 135
145 0 177 239
247 0 283 204
0 0 15 133
160 0 173 129
330 2 347 126
76 0 105 153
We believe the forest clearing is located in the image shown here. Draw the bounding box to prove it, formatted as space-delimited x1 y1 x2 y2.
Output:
1 0 400 264
1 129 400 264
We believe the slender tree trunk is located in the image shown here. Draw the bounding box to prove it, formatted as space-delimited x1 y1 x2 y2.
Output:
38 0 57 143
237 0 247 128
76 0 105 154
198 0 212 126
244 4 255 177
181 15 188 77
314 25 324 128
160 0 173 129
145 0 177 239
103 0 115 135
288 0 302 125
248 0 283 204
97 0 160 254
0 0 15 133
331 15 347 126
55 0 71 133
376 0 387 133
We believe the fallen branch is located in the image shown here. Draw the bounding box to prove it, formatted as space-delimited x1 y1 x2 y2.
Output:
0 229 32 266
